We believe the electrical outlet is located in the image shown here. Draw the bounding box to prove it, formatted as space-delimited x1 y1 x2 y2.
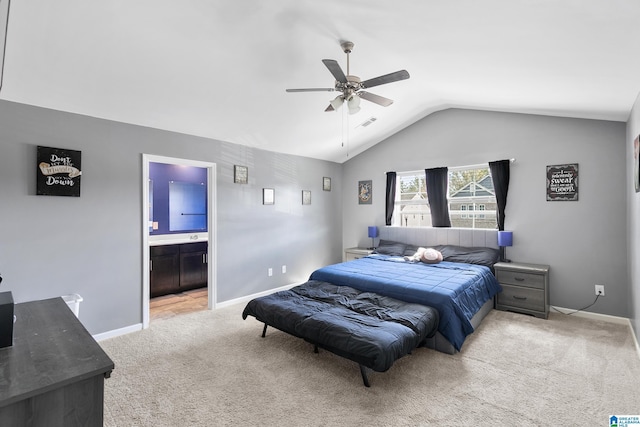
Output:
268 268 273 277
595 285 605 296
282 265 286 274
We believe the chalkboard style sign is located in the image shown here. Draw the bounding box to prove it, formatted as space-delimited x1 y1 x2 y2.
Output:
37 146 82 197
546 163 578 201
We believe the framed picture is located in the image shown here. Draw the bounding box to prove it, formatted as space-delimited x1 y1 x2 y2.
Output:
0 0 9 91
37 146 82 197
323 177 331 191
263 188 274 205
302 190 311 205
358 180 372 204
634 135 639 193
234 165 248 184
546 163 578 201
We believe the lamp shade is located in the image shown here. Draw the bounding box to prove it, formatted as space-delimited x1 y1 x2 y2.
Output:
497 231 513 247
329 95 344 111
368 226 379 239
347 93 361 115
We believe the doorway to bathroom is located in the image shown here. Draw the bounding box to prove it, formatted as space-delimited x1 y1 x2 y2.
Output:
141 154 217 328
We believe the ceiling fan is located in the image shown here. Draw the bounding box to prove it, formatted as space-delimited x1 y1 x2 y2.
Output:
286 41 410 114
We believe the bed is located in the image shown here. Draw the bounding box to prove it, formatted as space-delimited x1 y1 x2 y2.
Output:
309 240 502 354
242 280 439 386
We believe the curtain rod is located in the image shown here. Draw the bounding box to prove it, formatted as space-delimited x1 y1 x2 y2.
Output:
388 159 516 176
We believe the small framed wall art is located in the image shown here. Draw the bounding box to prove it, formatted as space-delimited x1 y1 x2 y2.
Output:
546 163 578 201
263 188 275 205
37 145 82 197
358 180 372 204
323 177 331 191
234 165 248 184
634 135 639 193
302 190 311 205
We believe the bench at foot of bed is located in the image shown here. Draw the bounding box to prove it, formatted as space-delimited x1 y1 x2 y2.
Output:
242 280 439 387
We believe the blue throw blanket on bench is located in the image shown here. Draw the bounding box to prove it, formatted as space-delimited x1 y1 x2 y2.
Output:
242 280 439 373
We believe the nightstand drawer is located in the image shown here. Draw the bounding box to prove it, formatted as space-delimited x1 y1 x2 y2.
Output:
496 270 544 290
344 248 373 262
497 284 544 312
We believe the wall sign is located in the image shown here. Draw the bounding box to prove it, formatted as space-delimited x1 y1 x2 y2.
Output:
546 163 578 201
358 180 372 204
37 146 82 197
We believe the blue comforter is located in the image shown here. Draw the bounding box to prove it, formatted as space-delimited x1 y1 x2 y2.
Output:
309 254 502 351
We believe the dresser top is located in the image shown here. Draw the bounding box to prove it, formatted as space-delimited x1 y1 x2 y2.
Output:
494 261 550 273
0 298 114 406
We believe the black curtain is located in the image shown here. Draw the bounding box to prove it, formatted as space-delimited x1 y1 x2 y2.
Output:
385 172 396 226
489 159 510 231
425 167 451 227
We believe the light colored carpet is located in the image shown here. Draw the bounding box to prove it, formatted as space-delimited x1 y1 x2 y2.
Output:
100 304 640 426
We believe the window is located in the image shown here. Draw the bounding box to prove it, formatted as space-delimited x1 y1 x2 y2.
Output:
394 173 431 227
392 165 498 229
449 165 497 228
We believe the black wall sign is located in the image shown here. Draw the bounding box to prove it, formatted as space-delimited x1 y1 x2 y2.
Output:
546 163 578 201
37 146 82 197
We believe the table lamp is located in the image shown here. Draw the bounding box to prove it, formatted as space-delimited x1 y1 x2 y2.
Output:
368 226 379 250
497 231 513 263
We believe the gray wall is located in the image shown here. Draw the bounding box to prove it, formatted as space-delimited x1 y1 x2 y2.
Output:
342 108 628 317
0 100 343 335
626 93 640 341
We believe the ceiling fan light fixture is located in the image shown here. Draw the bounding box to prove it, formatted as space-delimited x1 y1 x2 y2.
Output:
329 95 344 111
347 93 361 114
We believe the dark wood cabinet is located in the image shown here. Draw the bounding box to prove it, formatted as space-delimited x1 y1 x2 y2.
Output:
150 244 180 298
150 242 207 297
179 242 208 291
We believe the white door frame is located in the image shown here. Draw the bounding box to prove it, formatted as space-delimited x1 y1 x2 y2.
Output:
141 154 217 329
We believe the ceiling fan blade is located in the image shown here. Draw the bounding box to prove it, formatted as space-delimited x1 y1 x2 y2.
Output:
324 104 335 112
361 70 410 89
286 88 335 93
358 91 394 107
322 59 347 83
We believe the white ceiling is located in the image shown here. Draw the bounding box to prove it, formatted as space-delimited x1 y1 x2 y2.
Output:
2 1 640 163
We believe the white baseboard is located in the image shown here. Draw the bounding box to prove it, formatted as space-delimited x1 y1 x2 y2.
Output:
93 323 143 342
215 282 303 309
550 306 629 324
552 306 640 360
631 322 640 361
91 283 304 343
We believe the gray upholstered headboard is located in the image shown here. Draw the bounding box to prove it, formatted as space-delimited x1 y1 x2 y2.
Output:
379 227 499 249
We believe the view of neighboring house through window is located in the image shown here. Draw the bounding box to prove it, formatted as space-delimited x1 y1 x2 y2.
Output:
395 173 431 227
393 165 498 229
448 166 497 228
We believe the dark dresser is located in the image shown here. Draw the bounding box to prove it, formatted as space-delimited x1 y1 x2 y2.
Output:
0 298 114 426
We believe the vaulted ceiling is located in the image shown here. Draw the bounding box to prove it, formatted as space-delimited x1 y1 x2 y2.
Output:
2 1 639 163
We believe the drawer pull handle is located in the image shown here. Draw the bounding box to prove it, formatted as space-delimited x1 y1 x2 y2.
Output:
513 295 527 300
514 277 525 281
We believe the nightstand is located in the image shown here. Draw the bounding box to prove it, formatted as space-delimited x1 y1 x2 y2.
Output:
344 247 374 262
494 261 550 319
